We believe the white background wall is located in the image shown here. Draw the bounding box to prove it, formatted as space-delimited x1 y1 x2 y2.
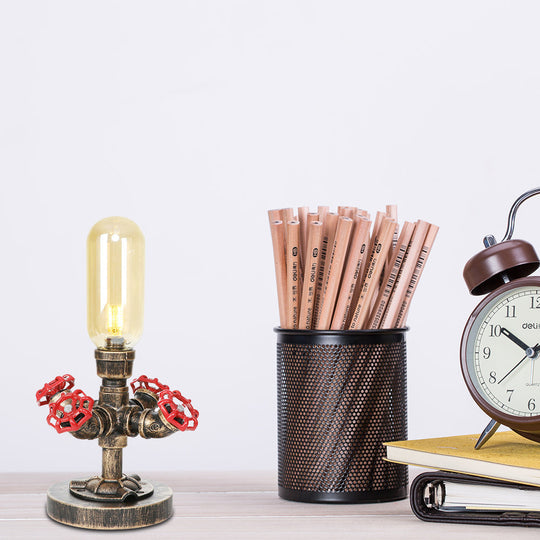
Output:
3 1 540 473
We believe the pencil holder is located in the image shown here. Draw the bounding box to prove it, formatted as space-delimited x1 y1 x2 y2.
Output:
275 328 408 503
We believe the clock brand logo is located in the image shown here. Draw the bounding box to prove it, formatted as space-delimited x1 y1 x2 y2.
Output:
522 323 540 329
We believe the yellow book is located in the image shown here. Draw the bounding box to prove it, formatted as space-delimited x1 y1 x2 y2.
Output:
384 430 540 487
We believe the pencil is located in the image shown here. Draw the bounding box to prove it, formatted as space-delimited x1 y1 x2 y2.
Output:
348 218 397 329
298 221 324 329
317 205 329 224
312 212 339 328
386 204 398 265
268 209 282 222
368 221 415 329
285 220 302 329
346 217 372 328
371 211 386 242
306 212 320 229
316 216 353 329
362 211 386 309
331 218 371 330
297 206 309 273
379 220 430 329
282 208 294 234
385 204 397 220
269 219 287 328
394 223 439 327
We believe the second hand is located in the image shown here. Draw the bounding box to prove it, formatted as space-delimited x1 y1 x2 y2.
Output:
498 343 540 386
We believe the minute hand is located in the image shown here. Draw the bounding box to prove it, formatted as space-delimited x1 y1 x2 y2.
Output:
500 327 532 352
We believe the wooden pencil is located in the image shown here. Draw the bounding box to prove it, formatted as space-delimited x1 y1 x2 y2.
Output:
268 209 282 222
338 206 356 217
306 212 319 229
297 206 309 273
285 221 302 329
348 218 397 329
385 204 397 219
317 205 329 224
371 211 386 241
269 219 287 328
306 212 320 269
331 218 371 330
316 216 354 329
346 217 372 328
379 220 431 329
386 204 398 265
312 212 339 328
282 208 294 234
394 223 439 327
367 221 415 329
360 211 386 312
298 221 324 329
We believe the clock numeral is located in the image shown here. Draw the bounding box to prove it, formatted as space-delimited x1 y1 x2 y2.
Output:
531 297 540 309
489 324 502 337
529 398 536 411
505 305 516 318
489 371 496 384
483 347 491 359
506 389 514 402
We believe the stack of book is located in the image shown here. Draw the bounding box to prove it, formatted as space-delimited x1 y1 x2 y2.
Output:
385 430 540 527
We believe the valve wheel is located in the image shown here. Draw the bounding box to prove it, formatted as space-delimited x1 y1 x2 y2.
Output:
46 389 94 433
36 374 75 406
130 375 170 396
158 389 199 431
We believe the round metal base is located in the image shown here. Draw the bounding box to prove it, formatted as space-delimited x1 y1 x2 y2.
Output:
46 481 173 530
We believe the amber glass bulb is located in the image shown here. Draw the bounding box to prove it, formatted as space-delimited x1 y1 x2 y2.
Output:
87 217 145 349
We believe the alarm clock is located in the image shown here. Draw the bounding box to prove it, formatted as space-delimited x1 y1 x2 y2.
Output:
461 188 540 449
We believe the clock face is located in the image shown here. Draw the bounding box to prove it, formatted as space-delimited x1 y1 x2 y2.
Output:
463 282 540 419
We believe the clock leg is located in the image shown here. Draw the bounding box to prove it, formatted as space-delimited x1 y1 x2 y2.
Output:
475 419 501 450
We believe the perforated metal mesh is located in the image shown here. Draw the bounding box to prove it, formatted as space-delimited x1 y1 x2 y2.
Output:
276 330 407 502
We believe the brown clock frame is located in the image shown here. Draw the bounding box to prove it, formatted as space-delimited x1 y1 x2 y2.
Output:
460 276 540 443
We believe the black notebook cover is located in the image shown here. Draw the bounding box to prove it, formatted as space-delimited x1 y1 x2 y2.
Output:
410 471 540 527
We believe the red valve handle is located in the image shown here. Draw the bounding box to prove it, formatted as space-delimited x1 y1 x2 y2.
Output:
46 389 94 433
158 389 199 432
130 375 170 396
36 374 75 406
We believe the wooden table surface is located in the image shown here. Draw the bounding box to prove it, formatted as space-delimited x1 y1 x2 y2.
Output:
2 468 540 539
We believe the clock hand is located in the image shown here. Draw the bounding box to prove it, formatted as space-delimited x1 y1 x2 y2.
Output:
498 343 540 385
500 327 532 352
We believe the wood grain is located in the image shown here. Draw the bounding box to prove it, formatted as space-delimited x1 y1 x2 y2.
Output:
2 470 540 539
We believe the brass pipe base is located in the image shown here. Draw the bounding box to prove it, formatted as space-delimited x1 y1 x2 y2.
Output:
69 473 153 502
46 481 173 530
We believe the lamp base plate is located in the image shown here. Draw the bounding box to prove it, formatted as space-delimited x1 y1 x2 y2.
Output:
46 481 173 530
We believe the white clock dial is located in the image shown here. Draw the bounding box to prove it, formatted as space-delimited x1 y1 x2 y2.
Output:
465 286 540 417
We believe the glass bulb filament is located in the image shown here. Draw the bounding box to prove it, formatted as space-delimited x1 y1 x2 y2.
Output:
106 304 124 336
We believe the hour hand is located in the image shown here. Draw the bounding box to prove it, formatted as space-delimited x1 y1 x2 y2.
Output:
500 327 531 352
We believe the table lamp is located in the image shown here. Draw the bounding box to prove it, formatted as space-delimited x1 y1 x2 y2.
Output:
36 216 198 530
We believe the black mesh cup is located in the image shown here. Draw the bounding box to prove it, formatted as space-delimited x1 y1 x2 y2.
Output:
276 328 408 503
